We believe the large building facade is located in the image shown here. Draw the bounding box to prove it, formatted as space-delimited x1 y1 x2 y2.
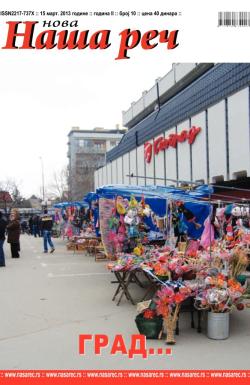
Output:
95 63 250 190
68 127 125 199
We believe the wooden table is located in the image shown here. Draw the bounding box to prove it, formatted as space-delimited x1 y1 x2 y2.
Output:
70 235 101 254
111 269 145 306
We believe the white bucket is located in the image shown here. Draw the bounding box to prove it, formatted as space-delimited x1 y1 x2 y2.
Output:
207 312 229 340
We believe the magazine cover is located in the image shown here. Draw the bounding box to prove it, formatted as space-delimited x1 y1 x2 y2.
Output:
0 0 250 384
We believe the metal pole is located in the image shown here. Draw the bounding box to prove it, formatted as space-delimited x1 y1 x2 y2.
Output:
128 174 199 186
209 190 212 260
39 156 45 201
129 173 250 192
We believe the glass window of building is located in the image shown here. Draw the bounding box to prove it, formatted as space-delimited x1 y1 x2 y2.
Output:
83 140 93 148
93 140 106 150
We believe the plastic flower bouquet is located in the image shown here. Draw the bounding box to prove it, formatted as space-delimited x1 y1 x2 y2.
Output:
150 252 195 281
194 273 246 313
151 261 171 280
154 284 191 344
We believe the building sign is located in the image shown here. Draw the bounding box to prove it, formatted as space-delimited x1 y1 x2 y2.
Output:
144 126 201 163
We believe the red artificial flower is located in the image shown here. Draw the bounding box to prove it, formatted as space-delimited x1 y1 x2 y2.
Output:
217 273 226 281
143 309 155 319
188 251 197 258
236 303 245 311
174 293 185 304
156 303 169 317
158 256 168 263
228 279 242 292
218 303 226 311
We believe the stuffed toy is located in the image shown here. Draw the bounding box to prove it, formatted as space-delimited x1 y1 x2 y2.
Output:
116 196 127 215
143 206 151 217
224 204 234 216
140 195 146 209
232 206 250 218
225 224 234 242
129 195 138 208
232 206 241 217
216 207 226 219
128 225 139 238
124 212 133 225
133 245 143 256
108 217 119 230
124 209 139 225
117 215 126 234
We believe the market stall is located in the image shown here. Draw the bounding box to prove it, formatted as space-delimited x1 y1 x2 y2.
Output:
96 184 250 344
97 184 211 258
54 198 106 259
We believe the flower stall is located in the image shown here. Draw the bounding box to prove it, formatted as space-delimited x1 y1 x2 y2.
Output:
98 184 250 344
53 200 104 256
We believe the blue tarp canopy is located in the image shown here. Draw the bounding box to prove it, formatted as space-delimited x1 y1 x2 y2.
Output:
96 184 213 199
74 201 89 208
96 185 167 217
53 202 69 208
53 201 88 209
84 192 99 204
95 184 212 238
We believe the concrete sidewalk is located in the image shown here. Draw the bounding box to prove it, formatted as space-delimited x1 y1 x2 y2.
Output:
0 234 249 369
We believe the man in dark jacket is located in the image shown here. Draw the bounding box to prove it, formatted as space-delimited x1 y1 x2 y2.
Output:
41 209 55 253
0 211 7 266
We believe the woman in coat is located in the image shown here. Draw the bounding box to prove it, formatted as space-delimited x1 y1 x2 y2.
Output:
0 211 7 266
7 210 21 258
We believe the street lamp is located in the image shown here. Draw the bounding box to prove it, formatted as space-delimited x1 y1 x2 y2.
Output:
39 156 45 202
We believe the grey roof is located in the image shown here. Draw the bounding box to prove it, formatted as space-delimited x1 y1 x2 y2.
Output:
106 63 250 163
68 129 126 137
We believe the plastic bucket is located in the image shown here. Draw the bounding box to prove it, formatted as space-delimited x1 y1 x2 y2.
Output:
207 312 229 340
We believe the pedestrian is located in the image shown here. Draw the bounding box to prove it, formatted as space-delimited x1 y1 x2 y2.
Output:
38 215 43 237
72 215 81 235
41 209 55 253
7 209 21 258
32 215 40 237
21 217 28 234
28 216 33 235
0 211 7 267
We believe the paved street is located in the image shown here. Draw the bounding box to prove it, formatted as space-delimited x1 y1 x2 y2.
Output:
0 234 249 370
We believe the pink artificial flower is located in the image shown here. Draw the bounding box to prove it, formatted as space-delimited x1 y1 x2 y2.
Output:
175 267 183 276
168 262 177 271
220 252 231 261
181 264 191 273
157 286 174 298
205 277 212 285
